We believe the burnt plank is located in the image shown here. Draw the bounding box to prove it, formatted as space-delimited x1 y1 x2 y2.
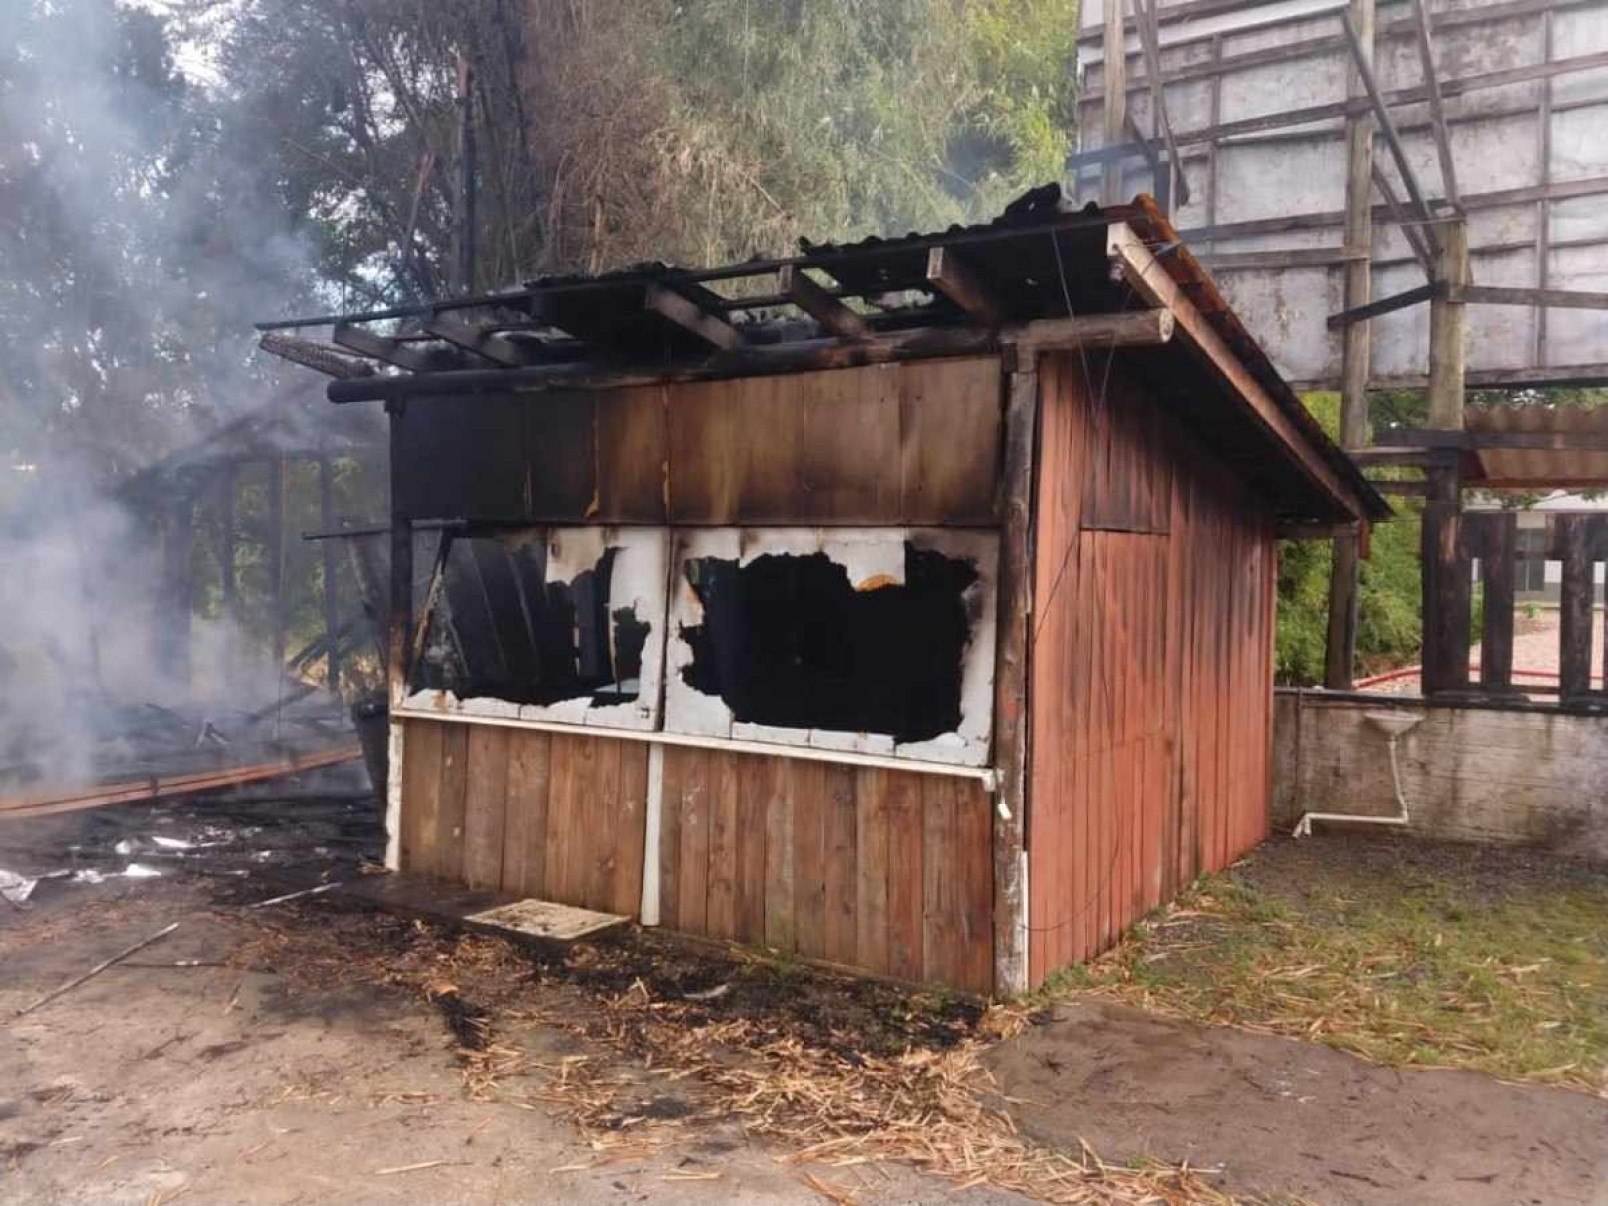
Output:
791 759 829 960
657 746 685 929
675 747 712 935
735 755 770 945
853 768 892 977
884 770 925 983
613 743 649 917
762 758 797 953
896 356 1003 526
706 751 740 940
434 723 470 882
505 729 551 897
595 385 669 522
461 725 510 890
399 718 444 875
822 764 859 967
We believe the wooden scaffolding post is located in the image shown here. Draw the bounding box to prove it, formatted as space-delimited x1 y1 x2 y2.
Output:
1427 218 1470 431
1324 0 1377 691
1102 0 1128 205
318 455 341 696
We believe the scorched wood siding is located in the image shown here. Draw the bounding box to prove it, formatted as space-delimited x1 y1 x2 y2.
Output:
1026 351 1277 985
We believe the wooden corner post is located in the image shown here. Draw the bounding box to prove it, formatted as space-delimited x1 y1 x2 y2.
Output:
384 402 413 871
991 355 1038 998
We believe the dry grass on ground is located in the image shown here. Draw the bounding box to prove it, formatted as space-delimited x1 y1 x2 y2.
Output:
1043 836 1607 1096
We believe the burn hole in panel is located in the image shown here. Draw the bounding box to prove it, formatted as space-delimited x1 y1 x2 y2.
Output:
412 534 650 707
676 544 979 743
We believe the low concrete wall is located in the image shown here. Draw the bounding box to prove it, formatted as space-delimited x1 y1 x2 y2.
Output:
1273 691 1607 862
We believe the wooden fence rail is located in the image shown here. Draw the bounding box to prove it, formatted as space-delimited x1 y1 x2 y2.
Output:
1421 509 1608 707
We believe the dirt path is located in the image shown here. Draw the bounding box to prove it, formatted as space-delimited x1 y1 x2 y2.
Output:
0 880 1010 1206
989 1000 1608 1205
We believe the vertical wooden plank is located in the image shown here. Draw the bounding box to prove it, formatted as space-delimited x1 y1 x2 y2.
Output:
854 768 892 977
922 774 961 988
762 758 796 952
433 723 470 882
657 746 686 930
1557 515 1593 702
544 731 591 906
676 747 712 935
399 719 443 875
505 729 551 897
735 755 770 945
612 743 649 917
822 764 859 967
1480 513 1516 691
884 771 925 983
461 725 510 891
706 752 740 940
992 361 1035 994
792 760 829 960
956 781 995 995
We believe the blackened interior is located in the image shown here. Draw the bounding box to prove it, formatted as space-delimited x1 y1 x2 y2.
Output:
411 535 644 706
678 544 978 743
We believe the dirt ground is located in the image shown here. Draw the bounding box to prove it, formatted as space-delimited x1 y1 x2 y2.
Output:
990 1000 1608 1205
3 787 1605 1205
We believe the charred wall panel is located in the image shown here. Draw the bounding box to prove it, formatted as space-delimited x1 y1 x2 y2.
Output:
389 357 1004 526
1027 352 1276 987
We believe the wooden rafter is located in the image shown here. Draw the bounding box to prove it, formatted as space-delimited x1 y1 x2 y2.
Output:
332 322 436 372
1106 221 1370 520
1327 281 1443 329
1341 11 1440 246
926 247 1006 327
643 282 744 350
424 311 526 366
778 266 869 339
1370 162 1438 277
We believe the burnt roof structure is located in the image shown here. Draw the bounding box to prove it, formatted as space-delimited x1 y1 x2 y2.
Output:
258 187 1387 527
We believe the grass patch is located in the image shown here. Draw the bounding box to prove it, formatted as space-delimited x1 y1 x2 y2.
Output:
1041 838 1608 1095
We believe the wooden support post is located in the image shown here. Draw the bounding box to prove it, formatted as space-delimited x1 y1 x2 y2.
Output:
991 362 1036 998
384 406 413 871
161 494 194 684
1479 513 1516 692
268 455 288 677
318 456 341 696
1427 218 1469 431
1325 0 1376 691
1102 0 1128 204
1556 516 1592 703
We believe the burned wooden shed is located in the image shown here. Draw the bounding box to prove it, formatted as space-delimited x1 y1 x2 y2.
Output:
263 188 1386 996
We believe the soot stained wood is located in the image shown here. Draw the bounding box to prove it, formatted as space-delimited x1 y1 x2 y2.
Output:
414 535 648 707
677 544 979 743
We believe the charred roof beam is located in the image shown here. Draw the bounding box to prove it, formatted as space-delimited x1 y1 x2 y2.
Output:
643 282 745 351
332 322 439 373
423 311 528 366
926 246 1007 327
778 266 870 339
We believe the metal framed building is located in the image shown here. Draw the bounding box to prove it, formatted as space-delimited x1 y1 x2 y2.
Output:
263 190 1384 995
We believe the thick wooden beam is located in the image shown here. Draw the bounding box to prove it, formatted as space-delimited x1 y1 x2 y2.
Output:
1427 219 1469 430
332 322 436 372
330 312 1173 403
1387 428 1608 452
1455 285 1608 312
778 266 869 339
1132 0 1190 207
1479 512 1516 692
1555 516 1593 702
424 312 526 366
643 282 745 350
1106 221 1371 520
1327 281 1441 329
927 246 1007 327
